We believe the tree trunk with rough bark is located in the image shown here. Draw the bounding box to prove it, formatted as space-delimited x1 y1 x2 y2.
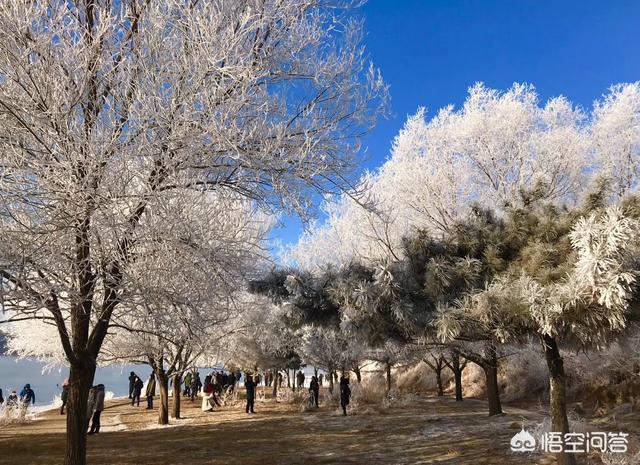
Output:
328 370 334 394
172 373 181 419
484 363 502 416
436 365 444 396
484 344 502 416
272 369 278 398
155 369 169 425
64 360 96 465
543 335 576 465
451 352 464 401
463 345 502 416
353 366 362 383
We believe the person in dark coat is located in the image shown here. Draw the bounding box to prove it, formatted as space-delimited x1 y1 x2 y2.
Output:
88 384 105 434
190 372 201 401
128 372 137 399
60 378 69 415
227 372 236 393
131 376 143 406
145 373 156 409
244 374 257 414
309 375 320 408
6 391 18 407
19 384 35 407
339 374 351 416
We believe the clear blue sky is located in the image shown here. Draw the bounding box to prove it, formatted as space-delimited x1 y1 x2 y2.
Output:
270 0 640 254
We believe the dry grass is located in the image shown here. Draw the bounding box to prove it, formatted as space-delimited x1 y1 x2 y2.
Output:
0 386 635 465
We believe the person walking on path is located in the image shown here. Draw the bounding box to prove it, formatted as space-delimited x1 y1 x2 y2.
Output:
244 374 257 414
190 372 201 401
183 371 192 397
309 375 320 408
131 376 143 407
145 373 156 409
19 384 35 408
318 373 323 386
339 374 351 416
88 384 105 434
128 372 137 399
60 378 69 415
296 370 305 389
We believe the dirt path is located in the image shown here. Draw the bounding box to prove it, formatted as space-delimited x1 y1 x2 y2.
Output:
0 389 594 465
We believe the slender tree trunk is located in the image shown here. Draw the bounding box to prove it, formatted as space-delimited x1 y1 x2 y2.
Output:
272 369 278 398
385 361 392 394
435 365 444 397
543 335 576 465
483 345 502 416
64 360 96 465
286 370 290 388
328 369 334 394
451 352 464 402
156 370 169 425
353 366 362 383
171 374 181 419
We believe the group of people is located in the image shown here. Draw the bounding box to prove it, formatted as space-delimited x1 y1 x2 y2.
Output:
243 370 351 416
304 373 350 415
0 368 352 434
0 384 35 411
56 377 106 435
127 372 155 409
184 369 239 402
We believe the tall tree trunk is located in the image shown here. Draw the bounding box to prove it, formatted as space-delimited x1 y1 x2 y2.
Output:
171 374 181 419
353 366 362 383
451 352 464 402
543 335 576 465
435 364 444 397
155 369 169 425
328 369 334 394
286 370 290 388
385 361 392 394
272 369 278 398
424 355 446 397
64 360 96 465
483 345 502 416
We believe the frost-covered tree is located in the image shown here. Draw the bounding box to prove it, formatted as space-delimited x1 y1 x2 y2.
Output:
289 82 597 269
593 83 640 196
436 194 640 465
301 325 367 388
0 1 387 463
230 295 304 397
